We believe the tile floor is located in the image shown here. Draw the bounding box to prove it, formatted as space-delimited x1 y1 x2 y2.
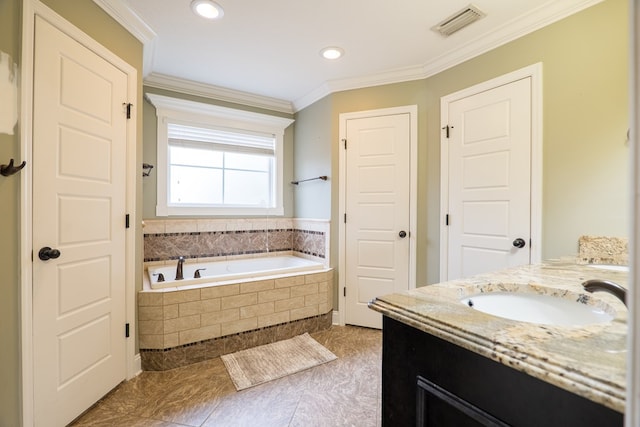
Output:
70 325 382 427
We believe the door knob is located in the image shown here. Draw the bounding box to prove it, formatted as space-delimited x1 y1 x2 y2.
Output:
39 246 61 261
512 238 526 249
399 230 407 238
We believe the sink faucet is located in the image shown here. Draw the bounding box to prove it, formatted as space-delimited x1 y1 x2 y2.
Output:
582 279 627 306
175 256 185 280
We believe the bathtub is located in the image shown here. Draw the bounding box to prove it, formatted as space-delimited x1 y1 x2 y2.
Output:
147 254 326 289
139 256 334 370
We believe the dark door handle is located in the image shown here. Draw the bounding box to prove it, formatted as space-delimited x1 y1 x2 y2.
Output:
399 231 407 238
512 238 526 249
39 246 61 261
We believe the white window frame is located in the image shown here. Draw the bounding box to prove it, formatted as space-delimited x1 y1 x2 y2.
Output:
146 93 294 216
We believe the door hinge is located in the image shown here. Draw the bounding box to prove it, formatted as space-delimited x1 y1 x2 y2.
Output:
445 214 450 226
343 287 346 297
342 138 347 149
442 125 454 139
125 214 130 229
344 213 347 223
125 323 130 338
124 103 133 119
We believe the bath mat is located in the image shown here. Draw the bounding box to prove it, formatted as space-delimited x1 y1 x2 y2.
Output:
221 333 337 391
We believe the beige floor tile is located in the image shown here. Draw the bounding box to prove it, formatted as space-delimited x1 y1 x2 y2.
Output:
71 325 381 427
70 404 185 427
289 390 379 427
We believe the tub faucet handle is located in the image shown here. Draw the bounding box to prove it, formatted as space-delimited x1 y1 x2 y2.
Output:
194 268 207 279
153 272 165 283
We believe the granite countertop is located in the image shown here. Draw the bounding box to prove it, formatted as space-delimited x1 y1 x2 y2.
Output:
368 260 628 413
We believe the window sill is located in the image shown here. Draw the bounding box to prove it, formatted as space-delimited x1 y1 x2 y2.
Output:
156 205 285 217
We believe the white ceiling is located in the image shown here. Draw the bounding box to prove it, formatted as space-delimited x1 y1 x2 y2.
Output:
94 0 602 112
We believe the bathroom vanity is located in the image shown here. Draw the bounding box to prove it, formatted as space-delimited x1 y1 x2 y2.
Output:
369 261 627 426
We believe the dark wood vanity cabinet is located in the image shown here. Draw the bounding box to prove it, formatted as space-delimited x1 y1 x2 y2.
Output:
381 316 623 426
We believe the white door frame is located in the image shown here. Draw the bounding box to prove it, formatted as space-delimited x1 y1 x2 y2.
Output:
20 1 138 425
338 105 418 326
439 63 543 282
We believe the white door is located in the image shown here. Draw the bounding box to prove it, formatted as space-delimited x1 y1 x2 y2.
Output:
444 77 532 280
344 113 411 328
32 16 128 426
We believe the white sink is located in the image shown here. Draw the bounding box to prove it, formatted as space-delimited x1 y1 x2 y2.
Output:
587 264 629 273
460 292 614 326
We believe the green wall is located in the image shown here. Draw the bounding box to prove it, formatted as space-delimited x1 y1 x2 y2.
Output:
0 0 23 425
292 95 333 220
295 0 629 289
0 1 142 425
0 0 628 424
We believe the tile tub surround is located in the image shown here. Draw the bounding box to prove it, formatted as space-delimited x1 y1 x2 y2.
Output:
143 218 329 263
140 313 332 371
369 261 628 413
138 269 334 371
577 235 628 265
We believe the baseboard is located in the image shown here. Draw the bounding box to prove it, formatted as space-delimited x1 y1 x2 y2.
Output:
332 310 340 325
133 353 142 376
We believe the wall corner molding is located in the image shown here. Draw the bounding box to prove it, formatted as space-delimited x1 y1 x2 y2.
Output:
91 0 157 75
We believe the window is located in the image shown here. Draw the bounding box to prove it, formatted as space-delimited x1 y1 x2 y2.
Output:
147 94 294 216
168 123 275 206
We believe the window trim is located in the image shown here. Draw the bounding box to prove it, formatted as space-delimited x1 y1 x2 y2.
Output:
146 93 294 216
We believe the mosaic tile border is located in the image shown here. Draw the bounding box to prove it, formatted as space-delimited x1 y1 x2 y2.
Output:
143 218 329 263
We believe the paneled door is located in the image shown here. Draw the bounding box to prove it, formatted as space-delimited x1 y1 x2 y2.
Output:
32 16 128 426
344 111 412 328
443 76 533 280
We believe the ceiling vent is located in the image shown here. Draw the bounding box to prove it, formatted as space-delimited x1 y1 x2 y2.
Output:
431 4 486 37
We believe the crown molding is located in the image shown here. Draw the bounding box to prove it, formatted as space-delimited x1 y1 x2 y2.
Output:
92 0 155 42
144 73 295 114
293 65 427 111
292 0 603 111
145 93 294 129
92 0 294 113
418 0 604 79
92 0 156 75
291 82 332 113
94 0 603 113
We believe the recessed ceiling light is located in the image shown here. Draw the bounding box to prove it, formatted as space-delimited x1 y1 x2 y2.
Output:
191 0 224 20
320 47 344 60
